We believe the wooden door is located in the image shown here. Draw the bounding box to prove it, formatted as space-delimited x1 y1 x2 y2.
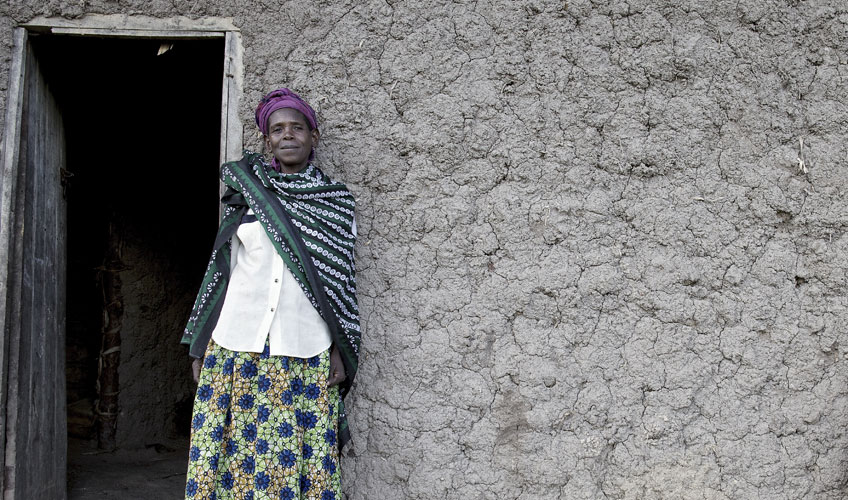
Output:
1 30 67 500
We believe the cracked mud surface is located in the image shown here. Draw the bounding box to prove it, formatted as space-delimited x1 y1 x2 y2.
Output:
1 1 847 499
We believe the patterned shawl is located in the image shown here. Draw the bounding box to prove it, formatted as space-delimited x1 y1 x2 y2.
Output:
181 151 360 449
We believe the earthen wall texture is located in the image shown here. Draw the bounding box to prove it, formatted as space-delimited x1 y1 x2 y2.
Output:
1 1 847 498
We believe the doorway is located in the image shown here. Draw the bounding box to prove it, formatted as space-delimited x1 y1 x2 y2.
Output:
0 23 240 499
39 33 222 498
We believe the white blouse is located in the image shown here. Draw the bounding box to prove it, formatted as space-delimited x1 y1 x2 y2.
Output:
211 211 332 358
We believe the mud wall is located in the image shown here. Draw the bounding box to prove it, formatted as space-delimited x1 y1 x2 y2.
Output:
64 217 199 448
2 1 847 499
110 223 200 447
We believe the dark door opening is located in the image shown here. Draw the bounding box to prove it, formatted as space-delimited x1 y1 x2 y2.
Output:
28 33 223 498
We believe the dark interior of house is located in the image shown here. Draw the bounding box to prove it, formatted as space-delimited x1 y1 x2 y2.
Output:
29 33 224 497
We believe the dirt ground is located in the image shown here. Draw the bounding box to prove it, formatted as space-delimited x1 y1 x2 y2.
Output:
67 437 188 499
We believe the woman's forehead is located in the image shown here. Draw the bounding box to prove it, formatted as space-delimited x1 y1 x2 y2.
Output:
268 107 308 125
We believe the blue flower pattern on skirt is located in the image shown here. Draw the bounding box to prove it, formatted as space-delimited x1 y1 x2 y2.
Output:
185 340 340 499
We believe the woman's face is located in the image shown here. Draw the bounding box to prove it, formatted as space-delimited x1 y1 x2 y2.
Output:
264 108 319 173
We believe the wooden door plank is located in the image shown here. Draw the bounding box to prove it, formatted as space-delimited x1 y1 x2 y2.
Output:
0 28 28 496
18 44 41 498
43 67 66 496
53 98 68 500
4 38 67 500
50 27 224 38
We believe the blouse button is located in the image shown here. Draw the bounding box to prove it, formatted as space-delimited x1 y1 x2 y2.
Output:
274 279 279 283
270 307 275 312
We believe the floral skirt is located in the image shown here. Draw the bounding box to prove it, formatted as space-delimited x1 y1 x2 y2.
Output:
185 340 341 500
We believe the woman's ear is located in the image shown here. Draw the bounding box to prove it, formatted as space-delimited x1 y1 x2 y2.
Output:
264 135 271 151
311 129 320 147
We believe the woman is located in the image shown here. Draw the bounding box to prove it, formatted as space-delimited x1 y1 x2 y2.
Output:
181 88 360 500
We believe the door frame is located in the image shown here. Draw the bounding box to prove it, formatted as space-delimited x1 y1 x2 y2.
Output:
0 15 243 498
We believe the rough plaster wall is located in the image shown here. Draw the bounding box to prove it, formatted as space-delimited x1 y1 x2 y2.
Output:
116 226 198 448
1 0 847 499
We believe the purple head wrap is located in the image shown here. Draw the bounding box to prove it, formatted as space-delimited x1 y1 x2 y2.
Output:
254 88 319 135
